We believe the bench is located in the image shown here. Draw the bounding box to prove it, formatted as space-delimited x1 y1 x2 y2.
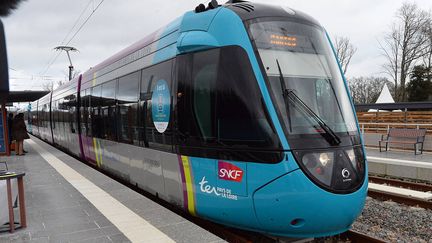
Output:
379 128 427 155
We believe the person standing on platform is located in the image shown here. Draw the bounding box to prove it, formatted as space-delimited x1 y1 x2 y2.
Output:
7 112 13 146
11 113 29 156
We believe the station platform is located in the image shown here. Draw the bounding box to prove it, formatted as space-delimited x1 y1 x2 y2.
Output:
366 147 432 182
366 147 432 162
0 137 224 243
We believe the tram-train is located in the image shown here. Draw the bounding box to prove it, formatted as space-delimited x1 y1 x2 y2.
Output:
26 1 367 238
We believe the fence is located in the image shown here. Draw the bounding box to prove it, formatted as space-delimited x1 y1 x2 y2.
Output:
357 111 432 135
357 111 432 151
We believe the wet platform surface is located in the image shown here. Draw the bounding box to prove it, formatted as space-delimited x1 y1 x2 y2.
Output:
0 137 223 243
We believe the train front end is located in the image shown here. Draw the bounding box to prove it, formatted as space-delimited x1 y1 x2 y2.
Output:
175 2 367 238
242 5 368 238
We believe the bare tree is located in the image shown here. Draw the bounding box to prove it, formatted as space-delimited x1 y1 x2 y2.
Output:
0 0 26 16
334 36 357 75
42 79 67 91
422 18 432 82
379 2 431 101
348 76 394 104
41 81 53 91
55 80 65 89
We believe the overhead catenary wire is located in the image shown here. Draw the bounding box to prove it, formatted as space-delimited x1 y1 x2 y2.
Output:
39 0 106 77
39 0 94 77
60 0 94 45
16 0 210 91
64 0 106 46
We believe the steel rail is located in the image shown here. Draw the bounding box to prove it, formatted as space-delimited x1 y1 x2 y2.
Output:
340 230 387 243
369 175 432 192
368 189 432 210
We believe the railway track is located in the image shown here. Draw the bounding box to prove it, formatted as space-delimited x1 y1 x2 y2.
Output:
368 176 432 210
339 230 386 243
369 175 432 192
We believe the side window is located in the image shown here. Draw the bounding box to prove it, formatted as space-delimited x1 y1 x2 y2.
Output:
177 46 282 163
101 80 117 141
193 52 218 141
69 93 77 133
52 100 57 130
141 60 174 152
91 85 102 138
117 71 139 144
80 89 90 136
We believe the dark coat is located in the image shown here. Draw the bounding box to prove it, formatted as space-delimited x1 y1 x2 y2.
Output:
7 115 13 143
11 115 29 141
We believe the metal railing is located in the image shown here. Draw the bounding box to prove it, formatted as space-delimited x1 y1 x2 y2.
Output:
358 122 432 134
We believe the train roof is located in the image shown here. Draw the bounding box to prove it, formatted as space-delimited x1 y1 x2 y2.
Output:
224 1 320 26
80 1 321 81
81 16 181 80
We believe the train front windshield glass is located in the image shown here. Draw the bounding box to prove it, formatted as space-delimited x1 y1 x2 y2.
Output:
249 19 358 145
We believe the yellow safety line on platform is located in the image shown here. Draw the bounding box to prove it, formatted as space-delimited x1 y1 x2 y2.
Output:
27 139 174 243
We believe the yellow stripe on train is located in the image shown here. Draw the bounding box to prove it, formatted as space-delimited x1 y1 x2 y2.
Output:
181 156 196 216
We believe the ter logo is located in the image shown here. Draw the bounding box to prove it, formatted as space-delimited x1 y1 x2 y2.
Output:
218 161 244 182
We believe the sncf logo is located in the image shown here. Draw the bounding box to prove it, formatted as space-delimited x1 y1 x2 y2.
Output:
218 161 244 182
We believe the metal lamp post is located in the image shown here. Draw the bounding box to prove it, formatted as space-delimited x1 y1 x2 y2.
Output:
54 46 78 81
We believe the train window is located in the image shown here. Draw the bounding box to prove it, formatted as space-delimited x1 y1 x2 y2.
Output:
140 70 153 95
52 100 57 130
80 89 90 136
193 55 218 141
118 71 140 144
101 80 117 141
101 80 116 107
177 46 282 163
67 93 77 133
91 85 102 138
140 59 174 152
57 99 63 136
315 79 340 126
118 72 139 103
118 104 138 144
43 104 48 128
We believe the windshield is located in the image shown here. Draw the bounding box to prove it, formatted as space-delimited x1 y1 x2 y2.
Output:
249 19 358 147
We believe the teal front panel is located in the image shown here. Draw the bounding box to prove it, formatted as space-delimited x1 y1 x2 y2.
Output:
189 156 261 230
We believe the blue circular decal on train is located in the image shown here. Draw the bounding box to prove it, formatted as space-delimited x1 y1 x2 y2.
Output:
151 79 171 133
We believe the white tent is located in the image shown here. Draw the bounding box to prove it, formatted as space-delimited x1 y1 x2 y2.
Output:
375 83 395 104
368 83 399 112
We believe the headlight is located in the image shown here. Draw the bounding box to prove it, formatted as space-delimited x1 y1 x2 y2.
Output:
346 149 355 167
302 152 334 186
295 147 366 193
319 153 331 166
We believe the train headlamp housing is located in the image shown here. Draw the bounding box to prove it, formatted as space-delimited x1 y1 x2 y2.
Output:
294 146 365 194
318 152 332 166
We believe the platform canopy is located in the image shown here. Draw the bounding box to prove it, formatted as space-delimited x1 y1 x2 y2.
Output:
5 90 49 103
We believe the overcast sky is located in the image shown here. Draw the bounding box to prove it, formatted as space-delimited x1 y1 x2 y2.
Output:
3 0 432 91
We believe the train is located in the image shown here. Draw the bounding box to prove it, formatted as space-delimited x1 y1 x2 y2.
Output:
26 1 367 238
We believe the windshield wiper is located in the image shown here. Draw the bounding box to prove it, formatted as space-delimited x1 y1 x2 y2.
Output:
276 59 293 132
288 90 341 146
275 60 341 146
